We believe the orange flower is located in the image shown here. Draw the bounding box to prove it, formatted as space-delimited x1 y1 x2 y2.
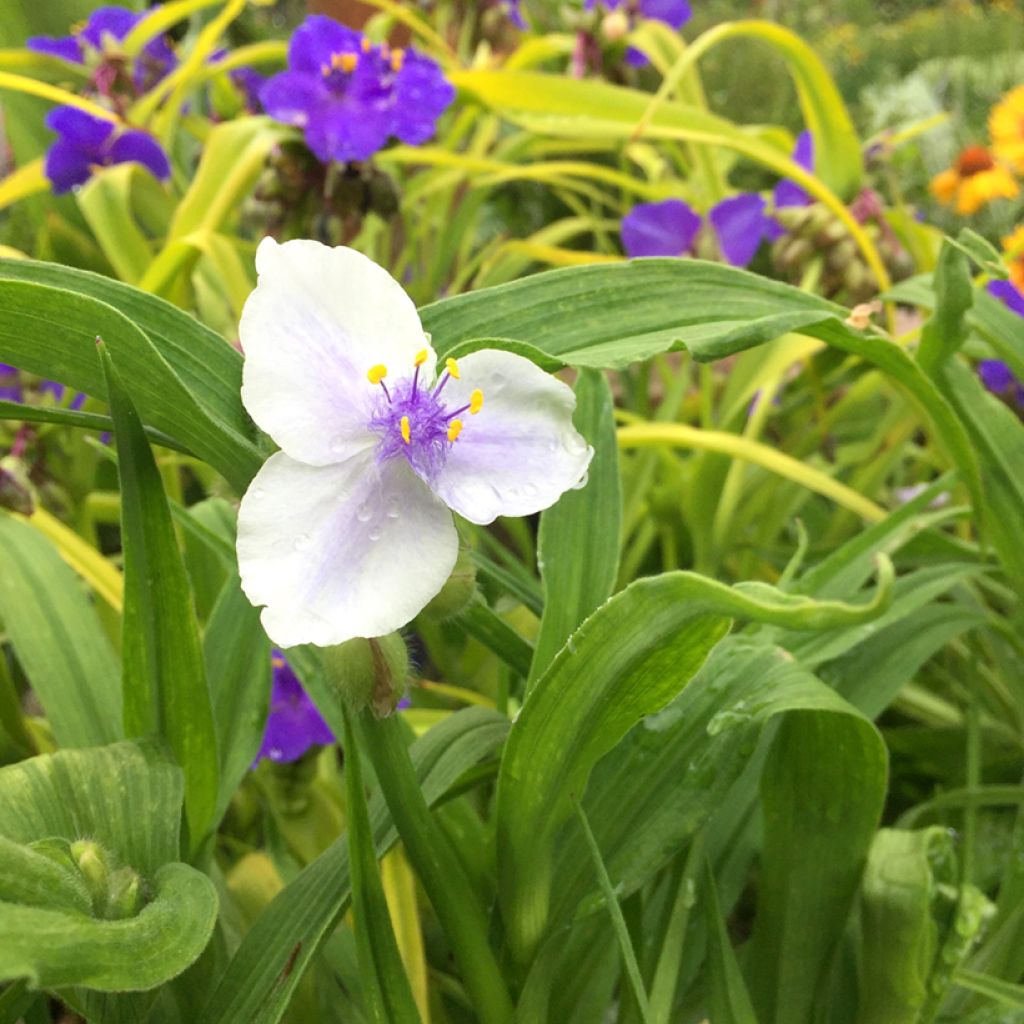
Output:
930 145 1018 215
1002 224 1024 290
990 84 1024 173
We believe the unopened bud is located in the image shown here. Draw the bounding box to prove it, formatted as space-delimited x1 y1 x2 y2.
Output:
104 866 143 920
601 9 630 42
322 634 409 717
71 839 110 901
418 547 478 623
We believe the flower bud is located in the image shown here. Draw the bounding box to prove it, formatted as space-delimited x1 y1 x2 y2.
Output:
322 633 410 717
601 9 630 42
417 546 478 623
70 839 112 914
103 865 144 920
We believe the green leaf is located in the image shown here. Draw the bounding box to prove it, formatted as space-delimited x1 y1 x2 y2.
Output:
341 709 422 1024
420 260 979 508
745 708 887 1024
955 969 1024 1011
99 341 219 848
201 708 509 1024
939 357 1024 593
704 860 759 1024
204 573 270 827
0 266 260 492
918 240 974 376
497 566 893 962
856 828 961 1024
0 740 217 992
530 368 621 688
0 514 121 749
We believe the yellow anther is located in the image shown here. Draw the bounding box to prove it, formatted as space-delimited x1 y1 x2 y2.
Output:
367 364 388 384
469 389 484 415
414 348 429 367
445 357 460 379
332 51 358 73
447 419 464 442
360 36 372 53
390 48 405 72
400 416 411 444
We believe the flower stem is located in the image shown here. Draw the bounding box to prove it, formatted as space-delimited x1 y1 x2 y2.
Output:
357 711 515 1024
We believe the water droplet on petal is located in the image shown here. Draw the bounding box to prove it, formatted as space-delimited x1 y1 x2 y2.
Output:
330 435 348 454
368 526 382 541
571 471 589 491
293 533 311 551
356 502 372 523
385 500 401 519
547 438 559 453
562 430 588 456
522 482 537 497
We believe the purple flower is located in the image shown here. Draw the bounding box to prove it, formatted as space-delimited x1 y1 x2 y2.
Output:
230 67 266 114
621 198 701 257
584 0 693 30
28 5 177 92
709 130 814 267
0 363 85 408
253 650 335 765
709 193 783 267
987 278 1024 318
260 16 455 165
43 107 170 194
503 0 528 29
979 359 1015 393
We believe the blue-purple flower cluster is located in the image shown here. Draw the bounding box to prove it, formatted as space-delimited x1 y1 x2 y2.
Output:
259 16 454 165
621 131 813 265
29 6 176 194
28 5 176 93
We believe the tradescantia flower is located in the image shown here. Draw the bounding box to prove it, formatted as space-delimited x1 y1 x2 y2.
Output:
236 239 592 648
710 131 813 267
43 107 170 194
621 198 701 258
253 651 335 765
260 16 454 165
28 5 177 93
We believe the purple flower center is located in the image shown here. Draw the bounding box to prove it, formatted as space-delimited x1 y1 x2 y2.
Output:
366 353 482 483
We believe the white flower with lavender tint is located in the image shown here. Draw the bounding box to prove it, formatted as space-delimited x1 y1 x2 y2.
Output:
237 239 593 648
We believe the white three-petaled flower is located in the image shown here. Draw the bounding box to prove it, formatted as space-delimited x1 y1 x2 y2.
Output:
236 238 593 647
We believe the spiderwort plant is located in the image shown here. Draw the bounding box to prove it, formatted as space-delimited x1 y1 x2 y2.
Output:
260 16 455 165
236 239 592 648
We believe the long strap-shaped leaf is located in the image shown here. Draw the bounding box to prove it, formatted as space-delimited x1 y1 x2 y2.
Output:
99 340 218 850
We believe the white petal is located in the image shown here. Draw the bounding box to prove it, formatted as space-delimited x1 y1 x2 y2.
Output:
240 238 436 466
237 449 458 648
431 349 593 525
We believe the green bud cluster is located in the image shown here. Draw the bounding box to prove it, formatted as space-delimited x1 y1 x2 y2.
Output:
244 141 401 246
68 839 146 920
770 201 914 304
322 633 410 718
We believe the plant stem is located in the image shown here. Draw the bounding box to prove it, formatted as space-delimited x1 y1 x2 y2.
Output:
357 711 515 1024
